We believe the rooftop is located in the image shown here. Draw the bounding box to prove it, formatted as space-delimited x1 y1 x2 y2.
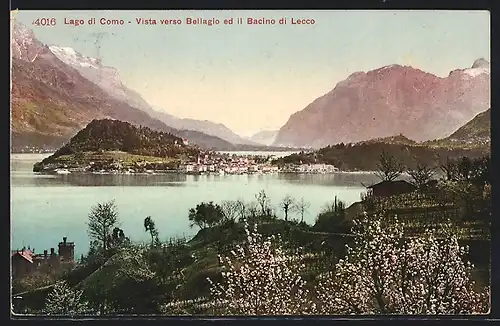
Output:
11 250 34 263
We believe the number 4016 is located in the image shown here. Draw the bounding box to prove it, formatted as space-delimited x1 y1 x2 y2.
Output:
33 18 56 26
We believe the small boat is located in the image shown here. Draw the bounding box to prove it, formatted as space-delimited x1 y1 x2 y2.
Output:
55 168 71 175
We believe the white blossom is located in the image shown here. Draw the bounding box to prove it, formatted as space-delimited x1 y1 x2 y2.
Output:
316 214 490 315
207 221 316 315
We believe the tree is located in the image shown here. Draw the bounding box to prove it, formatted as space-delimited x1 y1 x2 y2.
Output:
44 281 90 315
437 156 491 220
188 201 224 229
144 216 160 247
221 200 239 223
280 195 295 221
407 161 435 191
294 197 310 223
109 227 130 250
455 157 474 182
374 151 404 182
440 157 458 181
313 197 347 232
247 201 259 219
316 213 490 314
207 222 315 315
235 199 247 222
255 190 271 216
470 156 490 187
87 201 119 253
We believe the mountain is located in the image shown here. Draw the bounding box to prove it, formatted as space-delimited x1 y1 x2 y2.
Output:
48 45 154 114
273 60 490 148
248 130 279 146
147 108 259 146
48 46 254 146
10 21 234 151
431 108 491 147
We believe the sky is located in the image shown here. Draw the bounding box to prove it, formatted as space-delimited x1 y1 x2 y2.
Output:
13 10 490 136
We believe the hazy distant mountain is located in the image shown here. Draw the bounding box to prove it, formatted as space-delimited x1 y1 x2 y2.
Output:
145 108 258 146
10 21 234 151
248 130 279 146
273 60 490 148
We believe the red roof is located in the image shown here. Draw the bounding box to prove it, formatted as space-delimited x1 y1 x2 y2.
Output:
11 250 34 263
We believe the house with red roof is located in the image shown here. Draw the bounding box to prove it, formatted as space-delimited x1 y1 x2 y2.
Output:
11 237 76 279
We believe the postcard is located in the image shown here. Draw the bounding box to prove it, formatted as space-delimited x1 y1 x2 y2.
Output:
10 9 491 317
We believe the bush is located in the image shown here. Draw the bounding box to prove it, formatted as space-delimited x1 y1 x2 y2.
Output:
316 213 490 314
207 221 316 315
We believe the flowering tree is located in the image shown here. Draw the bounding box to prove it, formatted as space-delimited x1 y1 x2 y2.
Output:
316 213 490 315
207 222 316 315
44 281 90 316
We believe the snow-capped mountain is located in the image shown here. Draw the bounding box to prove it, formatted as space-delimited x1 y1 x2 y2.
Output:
47 44 255 145
49 46 101 68
274 59 490 148
11 21 236 151
460 58 490 78
48 45 152 112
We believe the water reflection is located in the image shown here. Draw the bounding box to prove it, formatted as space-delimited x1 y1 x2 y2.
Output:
11 172 189 187
276 172 380 187
10 171 382 188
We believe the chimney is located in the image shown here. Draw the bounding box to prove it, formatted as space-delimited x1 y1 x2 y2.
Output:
44 250 48 259
50 248 55 256
63 237 67 244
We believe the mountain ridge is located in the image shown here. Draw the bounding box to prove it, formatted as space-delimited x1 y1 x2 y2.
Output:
272 111 490 172
10 21 236 151
273 60 490 148
47 44 254 145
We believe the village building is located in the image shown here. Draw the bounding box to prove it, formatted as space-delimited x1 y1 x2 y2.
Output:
11 237 76 280
366 180 416 198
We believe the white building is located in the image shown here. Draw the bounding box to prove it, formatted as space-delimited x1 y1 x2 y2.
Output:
185 164 195 173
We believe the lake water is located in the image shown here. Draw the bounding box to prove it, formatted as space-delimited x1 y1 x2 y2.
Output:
10 153 379 257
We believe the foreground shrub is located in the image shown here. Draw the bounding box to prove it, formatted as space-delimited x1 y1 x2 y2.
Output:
316 213 490 314
207 221 316 315
44 281 90 316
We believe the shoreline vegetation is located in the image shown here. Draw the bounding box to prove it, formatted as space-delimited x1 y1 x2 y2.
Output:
12 151 491 315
